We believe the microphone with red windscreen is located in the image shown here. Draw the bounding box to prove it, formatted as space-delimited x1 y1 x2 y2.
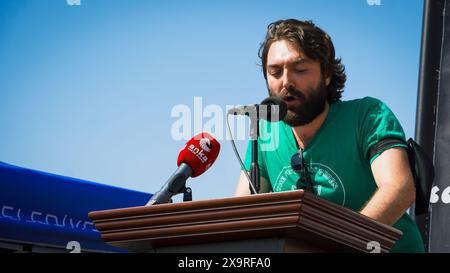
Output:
146 132 220 205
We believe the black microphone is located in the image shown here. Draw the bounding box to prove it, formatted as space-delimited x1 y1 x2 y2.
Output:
227 96 287 122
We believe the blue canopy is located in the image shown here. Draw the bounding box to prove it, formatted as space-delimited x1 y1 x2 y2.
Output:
0 162 151 252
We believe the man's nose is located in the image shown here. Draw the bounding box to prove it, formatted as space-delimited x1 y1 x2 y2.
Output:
282 70 295 90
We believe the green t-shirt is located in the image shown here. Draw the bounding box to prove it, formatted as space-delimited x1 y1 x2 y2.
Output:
244 96 424 253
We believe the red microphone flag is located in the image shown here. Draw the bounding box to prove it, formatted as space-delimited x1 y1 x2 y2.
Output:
177 132 220 177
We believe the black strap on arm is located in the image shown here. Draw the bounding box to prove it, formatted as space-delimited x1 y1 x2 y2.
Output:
368 137 435 215
367 137 408 160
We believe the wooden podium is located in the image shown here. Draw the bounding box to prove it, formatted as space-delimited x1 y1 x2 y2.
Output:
88 190 402 253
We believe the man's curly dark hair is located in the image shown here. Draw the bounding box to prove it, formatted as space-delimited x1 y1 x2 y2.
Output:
259 19 346 102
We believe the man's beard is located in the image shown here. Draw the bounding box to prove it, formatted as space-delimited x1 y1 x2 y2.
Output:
270 79 328 127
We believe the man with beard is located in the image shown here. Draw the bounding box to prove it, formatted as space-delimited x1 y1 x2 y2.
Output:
234 19 424 253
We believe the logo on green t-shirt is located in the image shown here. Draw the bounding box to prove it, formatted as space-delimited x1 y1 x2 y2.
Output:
273 163 346 206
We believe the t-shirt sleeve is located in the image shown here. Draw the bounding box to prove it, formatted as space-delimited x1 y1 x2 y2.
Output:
243 139 269 180
358 97 408 164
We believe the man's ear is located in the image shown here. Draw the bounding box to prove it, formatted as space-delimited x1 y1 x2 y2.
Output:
325 75 331 86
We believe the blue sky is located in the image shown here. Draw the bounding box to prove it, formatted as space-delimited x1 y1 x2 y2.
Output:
0 0 424 202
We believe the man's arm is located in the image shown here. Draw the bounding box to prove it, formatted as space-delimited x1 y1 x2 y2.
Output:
234 171 271 196
359 147 416 225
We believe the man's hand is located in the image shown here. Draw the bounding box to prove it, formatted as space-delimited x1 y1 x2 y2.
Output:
234 171 271 196
360 147 416 225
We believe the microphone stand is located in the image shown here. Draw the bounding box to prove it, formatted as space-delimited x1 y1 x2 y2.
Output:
249 108 260 194
228 97 287 195
183 187 192 202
